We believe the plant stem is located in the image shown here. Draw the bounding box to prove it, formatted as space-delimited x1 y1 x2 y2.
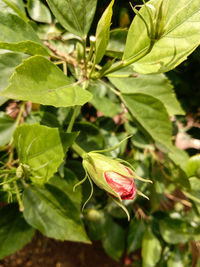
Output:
13 181 24 212
0 169 16 174
66 81 87 133
183 191 200 204
89 63 96 79
65 79 88 157
83 37 87 77
99 79 120 96
66 106 80 133
101 42 154 77
15 102 25 127
7 102 25 167
0 176 19 186
72 143 87 158
86 36 96 65
44 41 78 67
63 61 67 75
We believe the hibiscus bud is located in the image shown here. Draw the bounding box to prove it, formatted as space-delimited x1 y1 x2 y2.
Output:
73 147 152 220
104 170 136 200
82 152 137 201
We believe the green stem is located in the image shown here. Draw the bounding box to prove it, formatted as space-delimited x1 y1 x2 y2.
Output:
0 176 19 186
183 191 200 204
63 61 67 75
83 37 87 76
66 106 80 133
66 81 87 133
7 102 25 166
86 36 96 65
89 63 96 79
0 169 16 174
72 143 87 158
15 102 25 128
99 79 120 95
101 42 154 77
13 181 24 212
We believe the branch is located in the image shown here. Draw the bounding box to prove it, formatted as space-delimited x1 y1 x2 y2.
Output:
44 41 78 67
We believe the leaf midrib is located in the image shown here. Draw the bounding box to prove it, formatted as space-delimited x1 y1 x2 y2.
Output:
66 0 83 35
126 2 199 60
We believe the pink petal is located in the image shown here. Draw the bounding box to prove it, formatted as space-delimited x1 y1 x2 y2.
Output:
104 171 136 200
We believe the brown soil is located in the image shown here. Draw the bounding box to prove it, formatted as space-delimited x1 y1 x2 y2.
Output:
0 233 123 267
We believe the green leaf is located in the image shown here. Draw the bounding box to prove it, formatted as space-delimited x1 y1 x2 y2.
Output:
0 11 49 55
102 216 125 261
13 124 78 184
88 81 122 117
186 154 200 178
0 204 35 259
167 249 183 267
142 228 162 267
0 112 16 146
48 169 82 210
0 0 26 20
94 0 114 64
0 50 28 105
168 145 189 172
106 28 127 59
127 220 146 253
46 0 97 38
123 0 200 73
159 218 190 244
125 122 154 150
23 185 90 243
27 0 52 23
122 93 172 148
91 96 122 117
2 0 25 12
188 177 200 201
168 163 190 189
109 70 184 116
0 56 92 107
74 121 104 152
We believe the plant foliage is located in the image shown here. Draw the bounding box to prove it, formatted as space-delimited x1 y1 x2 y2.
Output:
0 0 199 265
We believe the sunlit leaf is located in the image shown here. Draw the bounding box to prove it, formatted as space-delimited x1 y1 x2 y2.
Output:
109 68 184 116
0 50 28 105
0 56 92 107
123 0 200 73
186 154 200 178
14 124 78 184
94 0 114 64
23 185 90 243
47 0 97 38
0 11 48 55
142 228 162 267
0 112 16 146
27 0 52 23
122 93 172 148
159 218 190 244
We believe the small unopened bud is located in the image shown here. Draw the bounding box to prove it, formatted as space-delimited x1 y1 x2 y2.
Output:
89 36 96 43
86 209 103 221
16 163 31 179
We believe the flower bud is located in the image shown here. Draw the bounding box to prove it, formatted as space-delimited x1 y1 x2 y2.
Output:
104 171 136 200
82 152 136 201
